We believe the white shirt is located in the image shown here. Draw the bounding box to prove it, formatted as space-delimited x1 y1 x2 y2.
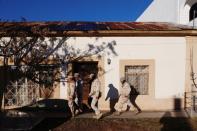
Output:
89 78 101 98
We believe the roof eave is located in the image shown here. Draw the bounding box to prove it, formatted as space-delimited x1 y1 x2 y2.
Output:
1 30 197 37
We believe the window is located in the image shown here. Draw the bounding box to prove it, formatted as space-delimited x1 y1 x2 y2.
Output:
4 65 57 107
4 66 39 107
125 65 149 95
190 3 197 21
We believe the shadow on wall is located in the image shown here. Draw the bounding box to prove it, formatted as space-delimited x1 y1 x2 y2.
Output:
105 84 119 113
174 97 181 111
105 84 142 113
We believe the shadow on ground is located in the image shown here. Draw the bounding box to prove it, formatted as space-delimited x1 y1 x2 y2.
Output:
52 110 196 131
32 117 69 131
0 99 71 131
1 98 196 131
160 111 193 131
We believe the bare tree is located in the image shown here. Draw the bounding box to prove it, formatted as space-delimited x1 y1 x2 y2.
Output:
0 22 117 108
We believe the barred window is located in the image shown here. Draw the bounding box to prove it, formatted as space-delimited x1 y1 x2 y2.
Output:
125 65 149 95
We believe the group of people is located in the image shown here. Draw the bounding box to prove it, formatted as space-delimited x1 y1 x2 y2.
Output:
67 73 141 120
67 73 103 119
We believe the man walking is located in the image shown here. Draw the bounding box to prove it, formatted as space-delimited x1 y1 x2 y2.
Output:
89 73 103 119
66 75 76 117
74 73 83 113
126 85 142 114
114 77 131 115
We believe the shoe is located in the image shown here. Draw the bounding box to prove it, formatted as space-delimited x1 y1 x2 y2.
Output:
75 110 79 115
93 115 97 118
135 110 141 115
79 109 83 113
72 113 75 117
114 111 121 116
96 113 103 119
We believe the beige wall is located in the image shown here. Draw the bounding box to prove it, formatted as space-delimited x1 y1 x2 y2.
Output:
185 37 197 92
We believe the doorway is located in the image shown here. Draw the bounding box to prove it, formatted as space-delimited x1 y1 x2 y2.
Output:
72 61 98 107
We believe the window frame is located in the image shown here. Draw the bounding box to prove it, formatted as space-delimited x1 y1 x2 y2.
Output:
119 59 155 97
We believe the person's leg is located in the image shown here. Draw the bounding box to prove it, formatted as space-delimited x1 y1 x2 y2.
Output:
74 97 79 106
78 95 83 112
117 100 124 112
68 101 74 117
130 95 142 114
126 99 132 111
114 99 123 115
74 97 80 114
91 97 100 115
114 97 128 115
91 97 102 119
132 102 142 114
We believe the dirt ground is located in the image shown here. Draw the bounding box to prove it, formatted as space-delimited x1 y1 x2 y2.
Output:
52 118 197 131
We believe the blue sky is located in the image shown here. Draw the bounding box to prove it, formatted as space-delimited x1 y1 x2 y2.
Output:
0 0 152 22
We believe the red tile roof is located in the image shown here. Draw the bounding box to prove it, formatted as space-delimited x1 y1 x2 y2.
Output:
0 21 195 36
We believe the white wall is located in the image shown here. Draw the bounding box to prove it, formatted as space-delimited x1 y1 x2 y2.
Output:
136 0 197 25
137 0 179 23
104 37 186 99
60 37 186 100
180 0 190 25
136 0 197 26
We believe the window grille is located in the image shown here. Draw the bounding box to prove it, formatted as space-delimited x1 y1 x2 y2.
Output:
4 78 39 107
125 65 149 95
4 65 57 108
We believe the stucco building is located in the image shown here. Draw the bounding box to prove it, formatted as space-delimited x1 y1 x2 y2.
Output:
0 21 197 111
1 0 197 112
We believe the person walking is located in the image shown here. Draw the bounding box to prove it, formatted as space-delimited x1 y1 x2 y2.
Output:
114 77 131 115
89 73 103 119
74 73 83 113
126 85 142 114
66 76 76 117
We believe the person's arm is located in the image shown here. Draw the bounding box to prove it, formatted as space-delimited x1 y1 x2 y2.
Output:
70 83 75 99
124 83 131 97
67 84 72 100
95 80 101 99
89 81 94 97
119 86 123 96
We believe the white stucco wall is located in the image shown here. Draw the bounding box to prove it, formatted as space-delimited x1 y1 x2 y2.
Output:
60 37 186 100
136 0 197 25
180 0 190 25
104 37 186 99
137 0 180 23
